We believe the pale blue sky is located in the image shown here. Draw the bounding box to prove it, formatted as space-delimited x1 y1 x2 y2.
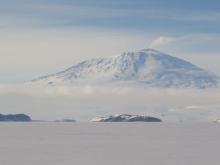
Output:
0 0 220 82
1 0 220 33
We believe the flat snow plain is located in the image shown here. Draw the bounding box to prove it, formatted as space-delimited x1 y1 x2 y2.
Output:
0 122 220 165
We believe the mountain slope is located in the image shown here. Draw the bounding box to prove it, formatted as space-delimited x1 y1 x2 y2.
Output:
31 49 219 88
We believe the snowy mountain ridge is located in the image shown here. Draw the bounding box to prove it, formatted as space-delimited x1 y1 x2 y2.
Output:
31 49 219 88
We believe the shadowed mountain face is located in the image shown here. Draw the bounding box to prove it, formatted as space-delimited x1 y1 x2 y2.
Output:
32 49 219 88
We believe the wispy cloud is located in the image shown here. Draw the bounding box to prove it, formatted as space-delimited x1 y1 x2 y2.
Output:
149 34 220 51
149 36 174 48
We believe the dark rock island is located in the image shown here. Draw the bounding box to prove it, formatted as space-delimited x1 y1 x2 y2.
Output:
92 114 162 122
0 114 32 122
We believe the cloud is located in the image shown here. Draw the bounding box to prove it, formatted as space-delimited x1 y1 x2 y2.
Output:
150 34 220 50
0 84 220 122
149 36 174 48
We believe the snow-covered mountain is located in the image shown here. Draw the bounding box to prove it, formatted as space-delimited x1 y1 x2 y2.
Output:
31 49 219 88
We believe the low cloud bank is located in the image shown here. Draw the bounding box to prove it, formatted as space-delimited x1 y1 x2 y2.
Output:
0 84 220 122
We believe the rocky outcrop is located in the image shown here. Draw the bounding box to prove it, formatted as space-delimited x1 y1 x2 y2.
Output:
92 114 162 122
0 114 31 122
